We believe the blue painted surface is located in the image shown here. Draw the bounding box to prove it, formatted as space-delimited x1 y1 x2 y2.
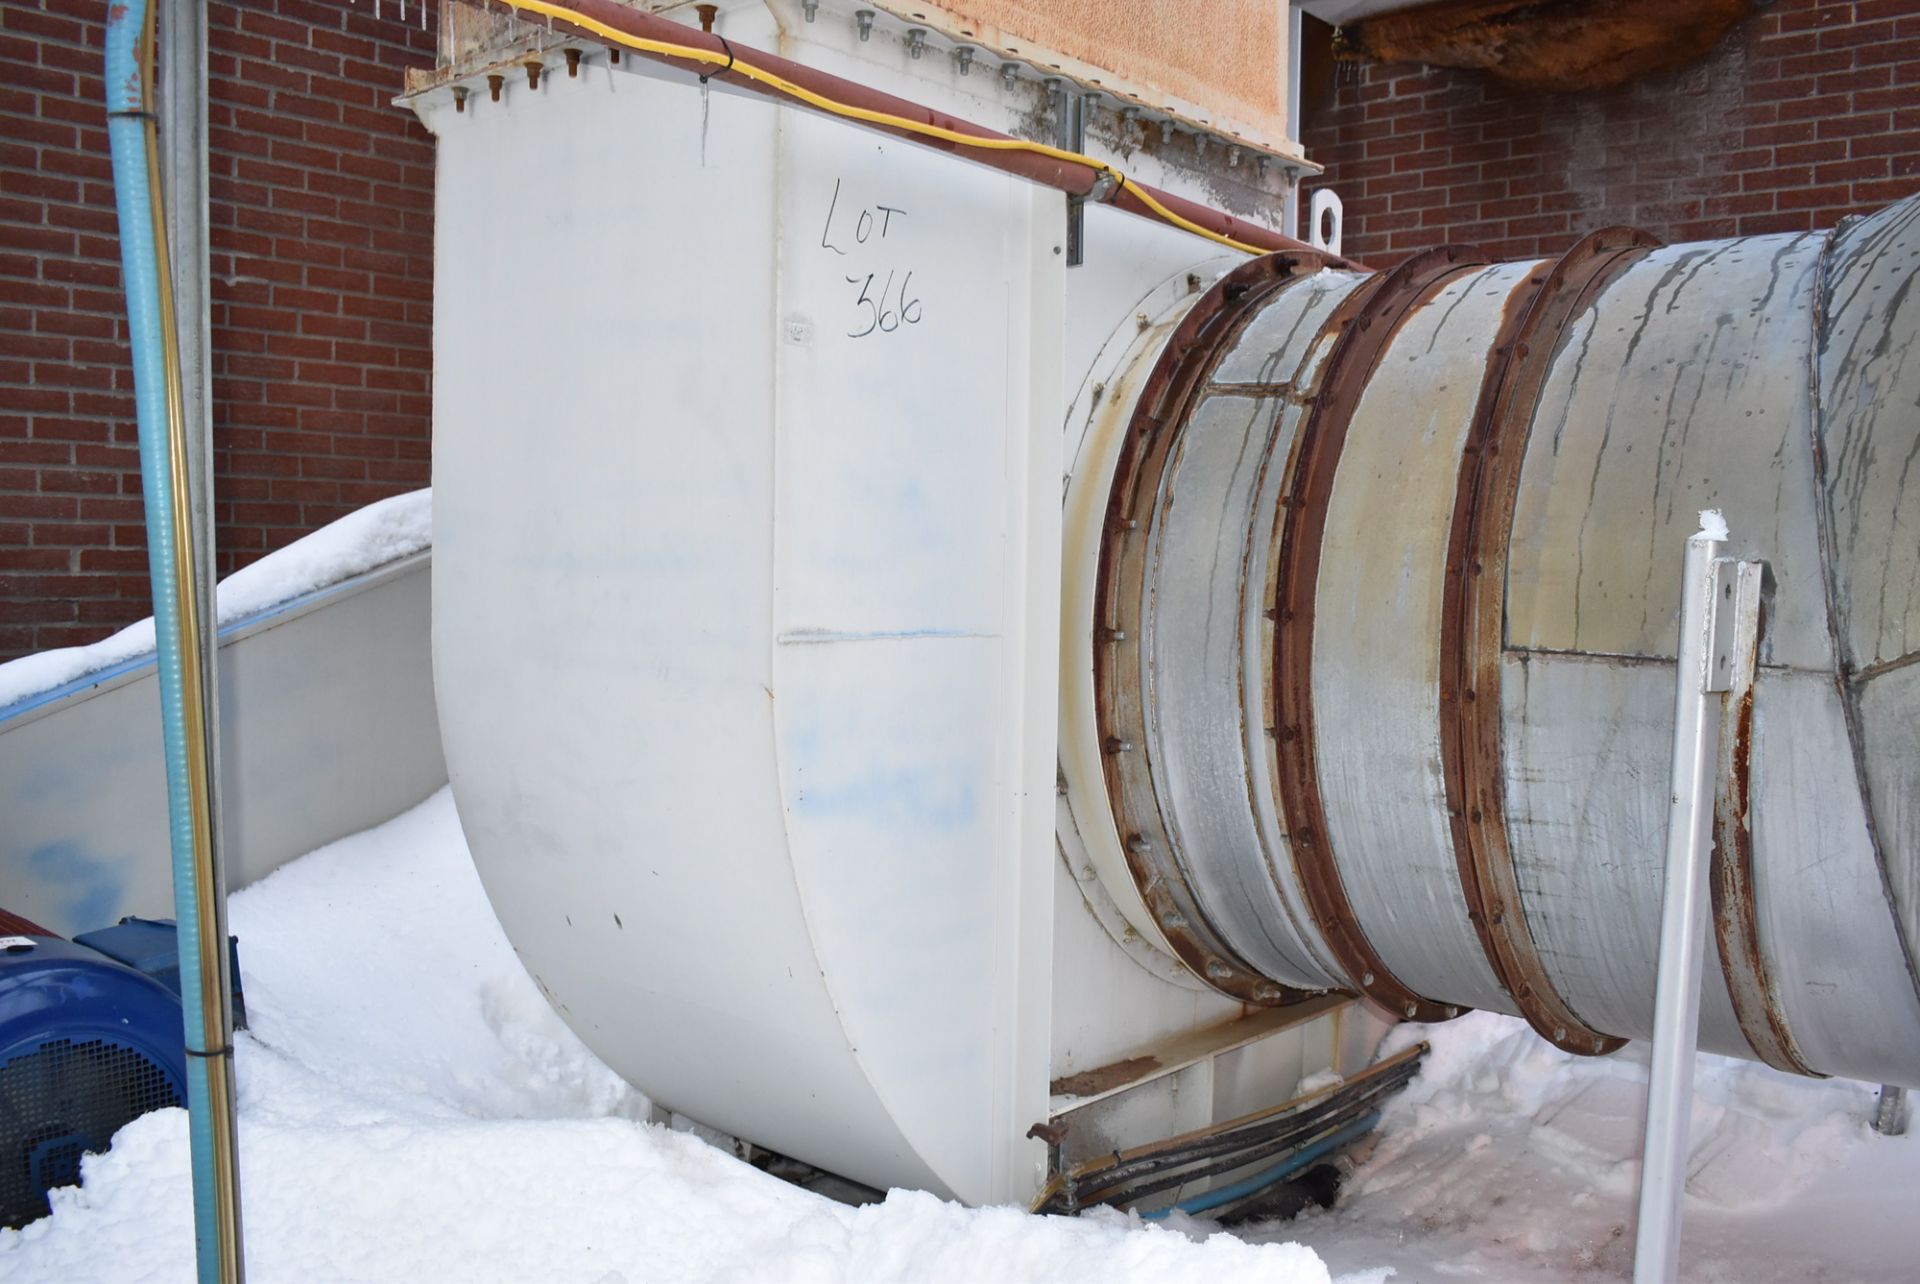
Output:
23 843 125 936
73 918 245 1030
0 934 189 1227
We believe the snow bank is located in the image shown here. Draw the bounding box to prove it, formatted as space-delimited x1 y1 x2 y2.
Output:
3 779 1913 1282
0 488 431 713
0 790 1333 1284
1236 1013 1919 1282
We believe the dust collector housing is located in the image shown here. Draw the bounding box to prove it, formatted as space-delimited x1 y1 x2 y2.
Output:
417 0 1920 1207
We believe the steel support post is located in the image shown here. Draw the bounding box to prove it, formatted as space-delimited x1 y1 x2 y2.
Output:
1634 518 1761 1284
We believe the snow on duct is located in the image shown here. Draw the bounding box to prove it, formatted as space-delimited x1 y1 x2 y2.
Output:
413 0 1920 1208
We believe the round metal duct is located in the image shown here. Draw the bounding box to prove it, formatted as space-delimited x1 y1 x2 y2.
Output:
1070 193 1920 1087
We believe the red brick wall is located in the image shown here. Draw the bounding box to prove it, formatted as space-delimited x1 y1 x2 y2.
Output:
1302 0 1920 267
0 0 435 660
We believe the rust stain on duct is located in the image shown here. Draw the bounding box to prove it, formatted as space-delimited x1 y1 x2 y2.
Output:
1710 683 1818 1076
1334 0 1752 92
1439 228 1655 1057
1270 247 1472 1026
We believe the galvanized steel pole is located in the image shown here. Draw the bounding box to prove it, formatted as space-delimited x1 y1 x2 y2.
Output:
1633 517 1753 1284
156 0 244 1275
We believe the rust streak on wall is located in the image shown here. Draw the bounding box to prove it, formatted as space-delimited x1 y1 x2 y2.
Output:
1335 0 1752 93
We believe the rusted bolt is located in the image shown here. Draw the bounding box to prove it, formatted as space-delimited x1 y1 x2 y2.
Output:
1126 834 1151 854
452 85 468 113
564 47 581 77
1206 961 1231 979
1162 911 1187 928
1135 312 1149 330
1026 1120 1068 1146
1103 737 1134 755
609 47 621 64
526 61 542 90
1103 627 1127 642
1254 984 1284 1001
1185 272 1200 292
695 3 718 33
487 73 504 102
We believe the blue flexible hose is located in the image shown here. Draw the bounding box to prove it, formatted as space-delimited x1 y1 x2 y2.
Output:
104 5 225 1278
1139 1110 1383 1222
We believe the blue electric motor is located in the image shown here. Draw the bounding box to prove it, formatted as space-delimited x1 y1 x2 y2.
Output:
0 916 241 1229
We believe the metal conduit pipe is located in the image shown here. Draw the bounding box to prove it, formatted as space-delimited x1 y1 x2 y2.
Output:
1066 192 1920 1086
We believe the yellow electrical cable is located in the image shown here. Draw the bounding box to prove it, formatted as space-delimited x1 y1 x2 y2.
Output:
491 0 1273 256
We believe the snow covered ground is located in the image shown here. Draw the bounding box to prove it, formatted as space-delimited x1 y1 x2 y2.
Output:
4 789 1915 1282
0 488 431 712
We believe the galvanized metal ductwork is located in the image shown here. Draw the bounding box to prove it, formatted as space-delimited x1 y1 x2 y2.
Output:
1062 192 1920 1088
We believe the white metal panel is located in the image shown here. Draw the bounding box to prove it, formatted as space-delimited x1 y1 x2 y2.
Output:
430 35 947 1195
431 12 1082 1200
772 105 1060 1202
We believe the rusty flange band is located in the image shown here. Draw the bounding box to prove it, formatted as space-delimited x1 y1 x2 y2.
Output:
1439 228 1658 1056
1270 246 1480 1025
1094 250 1350 1005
